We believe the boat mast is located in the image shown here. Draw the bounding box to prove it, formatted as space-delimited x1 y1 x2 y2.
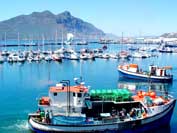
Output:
120 32 123 52
121 32 123 44
42 34 45 52
31 35 34 51
4 32 7 51
18 32 20 51
62 28 64 48
80 60 83 82
55 29 58 46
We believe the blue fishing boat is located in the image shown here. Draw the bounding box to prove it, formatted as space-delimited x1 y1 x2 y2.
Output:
118 64 173 83
28 79 175 132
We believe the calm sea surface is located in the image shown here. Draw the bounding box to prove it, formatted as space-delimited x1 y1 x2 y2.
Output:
0 43 177 133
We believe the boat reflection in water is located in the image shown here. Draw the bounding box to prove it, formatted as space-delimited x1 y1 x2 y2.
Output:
117 79 172 93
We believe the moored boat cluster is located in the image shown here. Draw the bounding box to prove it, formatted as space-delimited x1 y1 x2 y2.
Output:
25 41 175 132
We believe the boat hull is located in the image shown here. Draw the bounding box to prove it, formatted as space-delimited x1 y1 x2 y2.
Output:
28 100 175 133
118 68 173 83
159 50 173 53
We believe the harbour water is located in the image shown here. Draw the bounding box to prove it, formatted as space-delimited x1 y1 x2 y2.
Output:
0 43 177 132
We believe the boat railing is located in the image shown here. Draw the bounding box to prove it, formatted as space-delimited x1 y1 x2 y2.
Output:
95 114 142 125
31 109 147 126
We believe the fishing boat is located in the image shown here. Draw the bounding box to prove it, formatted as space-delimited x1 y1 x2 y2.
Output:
28 79 176 132
118 64 173 82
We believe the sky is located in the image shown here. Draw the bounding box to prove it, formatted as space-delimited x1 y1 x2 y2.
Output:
0 0 177 36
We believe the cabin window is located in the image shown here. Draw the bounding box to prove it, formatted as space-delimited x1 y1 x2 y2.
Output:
73 92 75 97
84 93 89 97
53 92 57 96
78 93 82 97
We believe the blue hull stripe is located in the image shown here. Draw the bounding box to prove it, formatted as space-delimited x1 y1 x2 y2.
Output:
118 70 172 82
29 103 175 133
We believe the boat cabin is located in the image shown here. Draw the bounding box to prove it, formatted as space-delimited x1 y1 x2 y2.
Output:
82 100 146 121
48 84 88 108
128 64 138 72
149 65 172 76
119 64 139 73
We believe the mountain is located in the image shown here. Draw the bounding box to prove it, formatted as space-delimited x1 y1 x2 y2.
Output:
160 32 177 38
0 10 105 40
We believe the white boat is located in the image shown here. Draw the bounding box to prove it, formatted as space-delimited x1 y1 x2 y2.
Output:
139 46 149 51
17 54 25 62
109 53 118 59
159 47 173 53
80 48 88 53
87 53 95 60
118 64 173 83
118 51 131 59
77 41 88 45
52 54 62 62
94 53 102 58
45 50 52 55
1 50 10 56
28 79 176 132
33 50 40 56
59 53 65 59
69 52 79 60
132 52 150 58
27 56 33 62
33 55 41 62
54 47 66 54
45 54 53 62
7 53 18 62
158 44 173 53
39 53 45 60
102 53 110 59
80 53 88 60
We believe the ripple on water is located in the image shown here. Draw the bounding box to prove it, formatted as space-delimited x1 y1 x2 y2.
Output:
0 120 30 133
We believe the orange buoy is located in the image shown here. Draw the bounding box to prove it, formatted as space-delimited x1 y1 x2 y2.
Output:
137 91 143 98
149 91 156 98
142 91 147 97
